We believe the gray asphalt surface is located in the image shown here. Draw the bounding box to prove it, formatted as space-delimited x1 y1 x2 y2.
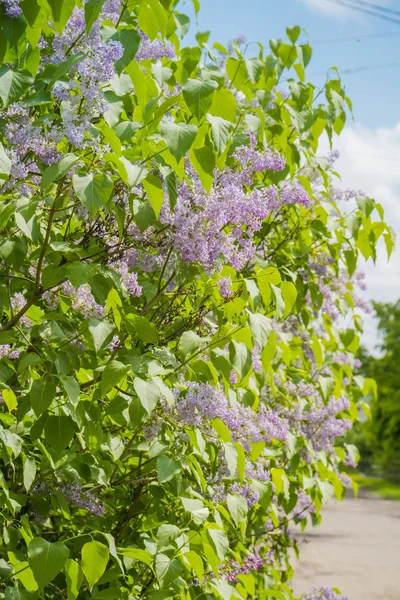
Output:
292 496 400 600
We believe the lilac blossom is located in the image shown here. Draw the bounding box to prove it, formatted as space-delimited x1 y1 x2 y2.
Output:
301 586 349 600
135 30 175 62
159 143 306 271
0 0 22 17
58 482 105 516
218 276 233 298
11 293 32 327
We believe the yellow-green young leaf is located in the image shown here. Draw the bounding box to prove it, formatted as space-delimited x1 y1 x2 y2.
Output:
12 561 38 591
65 558 84 600
179 330 210 358
262 331 277 371
28 538 69 589
189 144 215 192
81 541 109 590
212 418 231 442
281 281 297 317
270 467 286 495
143 174 164 217
209 88 237 122
182 551 204 582
2 388 17 412
117 548 152 565
248 312 271 348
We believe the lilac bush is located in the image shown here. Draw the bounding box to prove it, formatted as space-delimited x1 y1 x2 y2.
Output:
0 1 392 599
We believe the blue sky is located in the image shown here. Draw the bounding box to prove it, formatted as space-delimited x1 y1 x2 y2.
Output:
187 0 400 128
186 0 400 352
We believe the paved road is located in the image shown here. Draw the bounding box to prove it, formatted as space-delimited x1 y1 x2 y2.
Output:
292 496 400 600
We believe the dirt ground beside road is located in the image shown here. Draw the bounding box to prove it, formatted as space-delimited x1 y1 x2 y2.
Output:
292 496 400 600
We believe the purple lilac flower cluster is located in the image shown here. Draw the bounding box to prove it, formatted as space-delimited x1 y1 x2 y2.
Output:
135 30 175 62
218 276 233 298
286 396 351 454
0 0 22 17
175 382 288 452
220 551 273 583
0 345 20 360
301 585 349 600
11 293 32 327
59 482 105 516
160 140 309 271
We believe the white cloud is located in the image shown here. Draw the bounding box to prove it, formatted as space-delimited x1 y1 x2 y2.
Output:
325 122 400 353
299 0 349 17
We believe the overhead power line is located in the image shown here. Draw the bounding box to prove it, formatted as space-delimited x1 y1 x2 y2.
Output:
314 30 400 44
345 0 400 18
323 0 400 26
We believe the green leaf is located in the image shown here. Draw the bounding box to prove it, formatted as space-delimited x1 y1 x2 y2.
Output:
30 380 56 417
156 455 181 483
23 457 36 492
178 331 210 358
88 318 115 352
207 528 228 560
41 154 79 190
356 195 375 217
5 588 38 600
111 27 140 73
117 548 152 565
286 25 301 43
118 158 148 188
72 173 113 216
44 416 76 452
182 78 218 120
28 537 69 589
160 121 198 162
319 376 335 399
229 341 251 379
227 494 248 526
126 314 158 343
2 389 17 412
143 173 164 217
248 312 271 348
209 88 237 122
207 115 233 154
84 0 106 34
189 144 215 192
262 331 277 370
0 142 11 180
0 68 33 107
65 262 98 287
281 281 297 318
47 0 77 32
65 559 83 600
101 360 130 395
48 52 86 87
134 377 160 414
81 541 109 590
155 554 183 588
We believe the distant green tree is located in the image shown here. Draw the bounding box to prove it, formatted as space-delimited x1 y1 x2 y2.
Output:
358 301 400 479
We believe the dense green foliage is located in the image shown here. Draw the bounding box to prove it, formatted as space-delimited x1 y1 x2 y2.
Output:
355 301 400 479
0 0 394 599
